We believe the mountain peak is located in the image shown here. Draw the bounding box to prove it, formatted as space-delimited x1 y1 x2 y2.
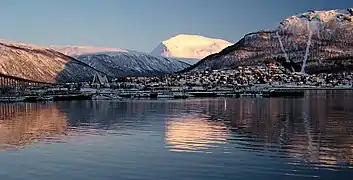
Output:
151 34 232 59
293 8 353 22
280 8 353 32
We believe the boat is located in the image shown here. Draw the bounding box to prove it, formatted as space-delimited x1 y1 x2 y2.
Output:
262 89 305 98
92 94 123 100
157 92 175 98
173 92 194 99
240 93 255 97
37 96 54 101
53 94 93 101
335 84 352 89
118 92 133 98
0 96 26 103
135 92 150 98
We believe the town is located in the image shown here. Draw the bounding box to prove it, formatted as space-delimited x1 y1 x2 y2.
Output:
116 64 353 89
1 63 352 102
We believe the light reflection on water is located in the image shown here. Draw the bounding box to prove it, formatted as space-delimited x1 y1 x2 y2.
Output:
165 115 230 152
0 91 352 179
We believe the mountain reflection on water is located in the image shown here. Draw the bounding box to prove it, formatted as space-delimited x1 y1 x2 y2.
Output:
0 103 67 150
183 91 353 168
0 91 353 179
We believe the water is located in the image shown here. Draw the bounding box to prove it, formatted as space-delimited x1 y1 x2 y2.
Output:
1 91 353 179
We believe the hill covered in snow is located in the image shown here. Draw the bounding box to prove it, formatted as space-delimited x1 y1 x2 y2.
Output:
51 46 190 77
73 51 190 77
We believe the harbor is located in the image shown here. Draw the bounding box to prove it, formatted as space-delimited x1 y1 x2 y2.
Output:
2 86 352 103
1 70 352 103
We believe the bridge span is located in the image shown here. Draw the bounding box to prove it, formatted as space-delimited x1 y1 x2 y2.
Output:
0 73 55 88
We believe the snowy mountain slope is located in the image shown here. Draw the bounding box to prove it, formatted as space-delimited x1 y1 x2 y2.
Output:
51 46 191 77
0 39 108 83
74 51 190 77
185 9 353 74
50 45 127 56
150 34 232 60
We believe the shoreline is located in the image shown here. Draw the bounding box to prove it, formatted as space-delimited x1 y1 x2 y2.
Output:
0 87 352 103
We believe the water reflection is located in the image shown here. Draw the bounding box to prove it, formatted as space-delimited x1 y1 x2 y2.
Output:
58 100 170 132
0 91 353 179
0 103 67 150
165 115 230 152
201 91 353 168
160 91 353 169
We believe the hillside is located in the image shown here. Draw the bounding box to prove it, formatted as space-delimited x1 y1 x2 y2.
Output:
184 9 353 74
0 40 107 83
51 46 190 77
74 51 190 77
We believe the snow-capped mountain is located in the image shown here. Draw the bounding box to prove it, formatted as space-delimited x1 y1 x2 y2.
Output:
0 39 107 83
151 34 232 61
51 46 190 77
74 51 190 77
49 45 127 56
185 9 353 74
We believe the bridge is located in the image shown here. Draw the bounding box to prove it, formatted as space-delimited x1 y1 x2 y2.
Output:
0 73 55 89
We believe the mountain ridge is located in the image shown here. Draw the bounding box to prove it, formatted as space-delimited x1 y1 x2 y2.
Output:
74 51 190 77
51 45 191 77
183 8 353 74
49 45 127 56
0 40 109 83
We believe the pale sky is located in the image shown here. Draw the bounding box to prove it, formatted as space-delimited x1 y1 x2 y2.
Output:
0 0 352 52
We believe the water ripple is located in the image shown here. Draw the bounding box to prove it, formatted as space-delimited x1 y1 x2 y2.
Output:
0 91 352 179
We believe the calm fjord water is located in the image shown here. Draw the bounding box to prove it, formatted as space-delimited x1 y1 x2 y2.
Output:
1 91 353 179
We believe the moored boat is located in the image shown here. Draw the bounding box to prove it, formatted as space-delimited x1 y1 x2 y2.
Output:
0 96 26 103
157 92 175 98
38 96 54 101
173 92 194 99
92 94 123 100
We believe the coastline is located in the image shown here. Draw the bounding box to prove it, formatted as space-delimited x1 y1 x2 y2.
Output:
1 85 352 103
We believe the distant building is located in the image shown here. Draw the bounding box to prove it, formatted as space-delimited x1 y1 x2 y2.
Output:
91 73 110 88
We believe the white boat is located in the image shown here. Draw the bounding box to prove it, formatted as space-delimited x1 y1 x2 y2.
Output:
0 97 26 103
92 94 122 100
38 96 54 101
335 84 352 89
240 93 255 97
135 92 150 98
157 92 175 98
173 92 194 99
